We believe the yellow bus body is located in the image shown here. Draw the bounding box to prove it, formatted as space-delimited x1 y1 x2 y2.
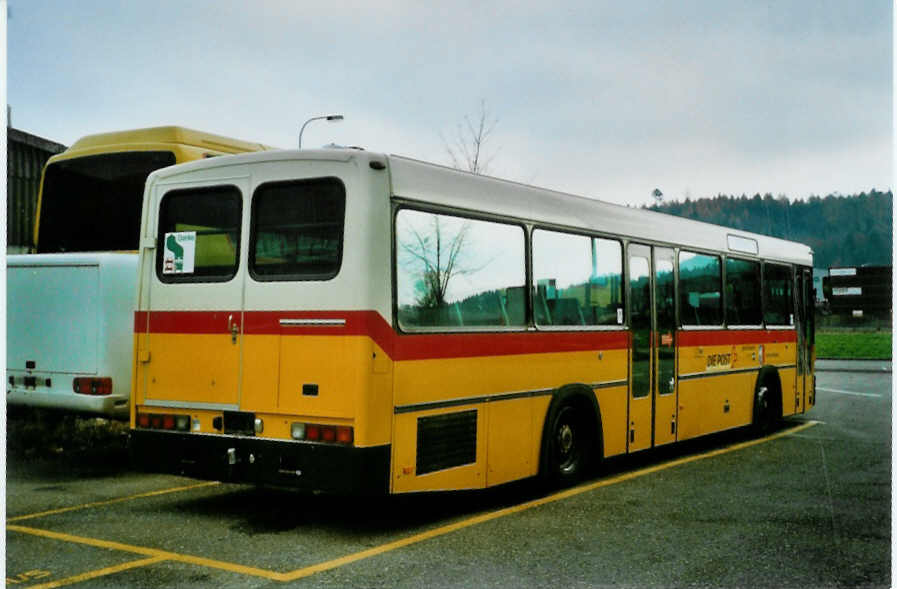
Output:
130 149 815 494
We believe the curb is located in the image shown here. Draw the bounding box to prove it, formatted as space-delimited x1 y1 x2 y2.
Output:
815 359 892 374
816 357 892 362
814 367 891 374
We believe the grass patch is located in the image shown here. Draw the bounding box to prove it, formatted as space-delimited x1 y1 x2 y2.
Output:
816 330 892 359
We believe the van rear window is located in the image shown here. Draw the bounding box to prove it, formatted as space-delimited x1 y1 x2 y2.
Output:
249 178 346 281
156 185 242 282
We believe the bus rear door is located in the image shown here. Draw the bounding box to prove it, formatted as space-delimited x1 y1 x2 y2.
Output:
141 180 249 412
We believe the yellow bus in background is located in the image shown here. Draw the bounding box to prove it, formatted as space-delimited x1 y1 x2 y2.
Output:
130 149 815 493
7 127 272 417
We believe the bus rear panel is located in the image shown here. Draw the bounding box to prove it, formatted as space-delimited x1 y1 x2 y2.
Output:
131 150 395 493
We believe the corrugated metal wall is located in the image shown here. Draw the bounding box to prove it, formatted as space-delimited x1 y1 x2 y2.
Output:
7 128 66 253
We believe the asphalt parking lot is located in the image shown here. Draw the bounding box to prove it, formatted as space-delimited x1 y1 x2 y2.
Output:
6 363 891 588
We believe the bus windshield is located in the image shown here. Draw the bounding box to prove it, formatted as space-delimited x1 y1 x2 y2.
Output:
37 151 176 253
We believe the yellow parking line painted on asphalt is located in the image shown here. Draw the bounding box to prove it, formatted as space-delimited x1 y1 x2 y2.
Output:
7 481 221 523
276 420 821 581
7 421 819 584
26 556 168 589
6 525 289 581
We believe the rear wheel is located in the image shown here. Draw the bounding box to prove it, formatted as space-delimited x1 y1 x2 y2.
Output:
753 383 775 435
544 401 594 486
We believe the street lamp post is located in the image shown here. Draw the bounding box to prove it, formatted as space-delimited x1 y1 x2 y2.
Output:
298 114 344 149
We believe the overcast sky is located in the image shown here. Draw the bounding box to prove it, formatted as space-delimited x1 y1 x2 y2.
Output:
7 1 893 205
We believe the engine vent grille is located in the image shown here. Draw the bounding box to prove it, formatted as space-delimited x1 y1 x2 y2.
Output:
416 410 477 475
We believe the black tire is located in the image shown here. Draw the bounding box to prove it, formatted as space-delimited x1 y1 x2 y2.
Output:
542 399 594 487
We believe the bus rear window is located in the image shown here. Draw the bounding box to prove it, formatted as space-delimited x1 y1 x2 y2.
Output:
249 178 346 281
156 186 242 282
37 151 176 253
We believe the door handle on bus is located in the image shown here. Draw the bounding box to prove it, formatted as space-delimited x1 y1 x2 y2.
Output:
228 314 239 344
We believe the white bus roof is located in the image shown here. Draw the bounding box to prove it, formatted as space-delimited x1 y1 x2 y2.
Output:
147 149 813 267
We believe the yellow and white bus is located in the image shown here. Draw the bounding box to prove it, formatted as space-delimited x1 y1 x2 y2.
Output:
7 127 271 417
130 148 815 493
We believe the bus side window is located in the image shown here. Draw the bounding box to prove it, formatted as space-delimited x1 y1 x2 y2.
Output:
679 251 722 326
763 263 793 325
532 229 622 327
725 257 762 326
395 209 526 330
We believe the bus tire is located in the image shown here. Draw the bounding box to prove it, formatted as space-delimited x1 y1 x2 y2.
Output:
752 369 781 435
540 389 599 487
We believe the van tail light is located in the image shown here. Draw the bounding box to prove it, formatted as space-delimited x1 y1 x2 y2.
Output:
73 377 112 396
290 422 353 445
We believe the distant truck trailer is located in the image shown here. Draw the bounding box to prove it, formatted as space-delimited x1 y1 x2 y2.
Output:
821 265 892 319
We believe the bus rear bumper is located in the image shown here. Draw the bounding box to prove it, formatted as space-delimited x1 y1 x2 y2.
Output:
129 430 390 495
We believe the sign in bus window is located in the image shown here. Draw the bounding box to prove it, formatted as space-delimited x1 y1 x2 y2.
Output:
532 229 622 326
156 186 241 282
250 177 346 281
162 231 196 274
679 251 721 326
395 209 525 329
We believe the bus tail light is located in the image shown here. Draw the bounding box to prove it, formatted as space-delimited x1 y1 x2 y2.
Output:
72 377 112 396
290 422 353 445
336 426 353 444
136 411 191 432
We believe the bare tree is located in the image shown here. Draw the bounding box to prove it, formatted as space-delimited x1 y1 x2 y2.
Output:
399 215 475 307
442 99 499 175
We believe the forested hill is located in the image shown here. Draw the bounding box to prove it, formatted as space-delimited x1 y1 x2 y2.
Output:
647 190 892 269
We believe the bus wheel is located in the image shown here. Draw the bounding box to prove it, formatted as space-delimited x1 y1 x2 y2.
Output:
752 384 774 435
544 401 593 486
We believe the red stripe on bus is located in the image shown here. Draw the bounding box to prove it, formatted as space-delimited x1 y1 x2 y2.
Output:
135 310 630 360
135 310 242 335
677 329 796 347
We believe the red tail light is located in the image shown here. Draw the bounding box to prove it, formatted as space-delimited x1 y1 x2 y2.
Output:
136 411 191 432
321 426 336 442
336 426 353 444
72 377 112 396
306 425 320 441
